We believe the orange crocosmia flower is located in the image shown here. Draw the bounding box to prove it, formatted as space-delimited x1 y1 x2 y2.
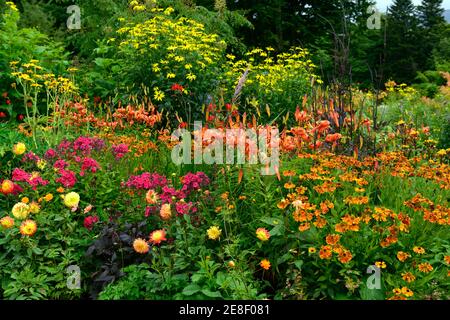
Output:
397 251 410 262
338 250 352 264
133 238 150 254
319 245 332 260
413 246 425 254
418 263 433 273
149 229 167 245
260 259 271 270
325 234 341 245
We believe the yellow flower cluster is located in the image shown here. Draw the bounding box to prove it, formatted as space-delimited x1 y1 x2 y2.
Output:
385 80 417 98
10 60 77 94
114 7 225 101
224 47 319 94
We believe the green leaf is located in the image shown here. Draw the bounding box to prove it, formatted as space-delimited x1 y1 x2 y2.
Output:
182 284 201 296
201 289 223 298
294 260 303 270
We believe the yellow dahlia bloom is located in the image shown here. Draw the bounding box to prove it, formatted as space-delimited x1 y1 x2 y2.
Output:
133 238 150 254
207 226 221 240
1 180 14 194
11 202 30 220
149 229 167 245
29 202 41 214
12 142 26 155
20 219 37 236
0 216 15 228
159 203 172 221
64 192 80 208
256 228 270 241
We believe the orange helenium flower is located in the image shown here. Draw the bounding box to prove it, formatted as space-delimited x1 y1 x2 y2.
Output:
418 263 433 273
397 251 410 262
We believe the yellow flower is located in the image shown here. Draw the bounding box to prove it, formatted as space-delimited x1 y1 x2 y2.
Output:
64 192 80 208
19 219 37 236
29 202 40 214
44 193 54 202
207 226 221 240
308 247 317 254
21 197 30 204
12 142 26 155
260 259 271 270
11 202 30 220
256 228 270 241
0 216 15 229
159 203 172 221
392 288 402 295
227 261 236 268
153 88 165 101
133 238 149 254
37 159 47 170
375 261 386 269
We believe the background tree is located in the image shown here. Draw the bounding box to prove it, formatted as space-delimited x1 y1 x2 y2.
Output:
384 0 419 83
